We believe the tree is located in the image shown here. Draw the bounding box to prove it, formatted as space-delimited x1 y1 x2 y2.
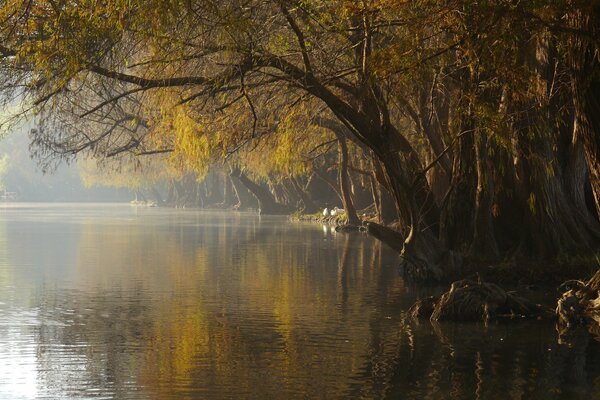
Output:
0 0 599 278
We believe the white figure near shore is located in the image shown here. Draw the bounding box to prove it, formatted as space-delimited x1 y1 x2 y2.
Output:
322 206 345 217
330 206 345 216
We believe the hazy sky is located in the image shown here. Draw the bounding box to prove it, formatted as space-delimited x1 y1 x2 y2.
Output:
0 123 130 202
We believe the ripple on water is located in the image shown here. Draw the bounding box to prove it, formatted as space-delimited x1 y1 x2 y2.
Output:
0 205 599 399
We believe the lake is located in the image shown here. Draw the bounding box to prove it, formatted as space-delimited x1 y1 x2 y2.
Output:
0 204 598 399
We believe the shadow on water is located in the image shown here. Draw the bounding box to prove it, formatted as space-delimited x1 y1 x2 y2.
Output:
0 205 599 399
347 309 600 400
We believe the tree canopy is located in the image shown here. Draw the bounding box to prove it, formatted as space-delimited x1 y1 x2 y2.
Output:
1 0 600 277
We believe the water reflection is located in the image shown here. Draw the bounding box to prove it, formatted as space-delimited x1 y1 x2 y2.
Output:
0 205 598 399
347 316 600 400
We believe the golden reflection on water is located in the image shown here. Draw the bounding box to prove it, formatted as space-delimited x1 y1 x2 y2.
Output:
0 205 599 399
0 206 407 399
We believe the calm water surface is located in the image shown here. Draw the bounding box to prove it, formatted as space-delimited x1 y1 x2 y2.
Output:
0 204 599 399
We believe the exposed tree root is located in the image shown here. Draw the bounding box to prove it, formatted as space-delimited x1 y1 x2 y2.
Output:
410 279 551 322
556 269 600 333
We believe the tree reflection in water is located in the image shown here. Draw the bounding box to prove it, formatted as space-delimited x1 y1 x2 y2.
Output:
348 312 600 399
0 206 599 399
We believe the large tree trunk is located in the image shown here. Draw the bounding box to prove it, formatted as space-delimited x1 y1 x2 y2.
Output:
270 181 289 206
564 134 600 230
511 123 600 255
376 146 446 278
371 156 399 224
305 79 444 268
470 132 499 258
230 168 294 215
229 171 257 210
502 27 600 256
338 137 361 225
376 145 440 233
568 3 600 218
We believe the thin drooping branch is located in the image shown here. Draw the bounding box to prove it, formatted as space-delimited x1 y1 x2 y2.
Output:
277 1 313 75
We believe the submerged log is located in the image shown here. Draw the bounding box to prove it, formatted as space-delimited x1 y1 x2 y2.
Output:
410 280 550 322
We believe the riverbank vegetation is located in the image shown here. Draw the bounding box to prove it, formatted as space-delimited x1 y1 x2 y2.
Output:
0 0 599 287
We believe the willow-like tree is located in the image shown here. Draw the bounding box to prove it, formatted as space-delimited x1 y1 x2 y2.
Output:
0 0 599 278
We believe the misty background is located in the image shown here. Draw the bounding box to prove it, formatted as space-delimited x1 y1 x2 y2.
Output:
0 123 132 202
